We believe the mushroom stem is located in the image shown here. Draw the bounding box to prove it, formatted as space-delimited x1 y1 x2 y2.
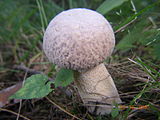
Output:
75 63 122 115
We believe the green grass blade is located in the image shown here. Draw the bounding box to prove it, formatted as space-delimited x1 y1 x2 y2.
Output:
69 0 73 9
96 0 129 15
36 0 45 32
135 58 157 80
36 0 48 33
39 0 48 28
115 1 159 32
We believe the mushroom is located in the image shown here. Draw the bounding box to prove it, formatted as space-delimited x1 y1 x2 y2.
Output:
43 8 122 115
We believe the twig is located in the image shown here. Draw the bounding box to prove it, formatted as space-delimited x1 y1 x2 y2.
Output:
0 108 31 120
13 65 43 75
16 69 28 120
13 65 54 81
46 97 82 120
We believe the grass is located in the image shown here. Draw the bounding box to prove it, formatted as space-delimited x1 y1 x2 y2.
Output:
0 0 160 120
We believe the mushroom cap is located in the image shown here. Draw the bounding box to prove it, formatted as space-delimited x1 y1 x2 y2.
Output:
43 8 115 71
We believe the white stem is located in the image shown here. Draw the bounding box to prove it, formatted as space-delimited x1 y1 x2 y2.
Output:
75 63 122 115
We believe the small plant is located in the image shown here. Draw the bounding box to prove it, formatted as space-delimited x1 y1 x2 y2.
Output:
10 74 54 99
10 69 74 99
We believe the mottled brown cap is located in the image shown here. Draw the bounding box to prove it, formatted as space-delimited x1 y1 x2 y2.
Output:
43 8 115 71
